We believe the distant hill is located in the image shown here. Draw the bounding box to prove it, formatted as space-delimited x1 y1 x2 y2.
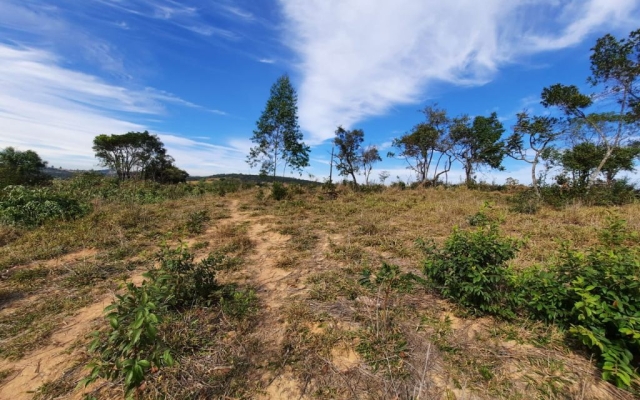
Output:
190 173 320 185
43 168 114 179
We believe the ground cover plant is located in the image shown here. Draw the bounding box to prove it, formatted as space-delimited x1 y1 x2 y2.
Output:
0 177 639 400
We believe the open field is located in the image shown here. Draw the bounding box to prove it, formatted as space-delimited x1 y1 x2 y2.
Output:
0 182 638 399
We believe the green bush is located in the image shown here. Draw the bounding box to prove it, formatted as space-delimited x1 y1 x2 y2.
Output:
271 182 288 201
420 224 520 318
82 243 222 397
516 216 640 388
81 282 174 398
509 189 541 214
0 185 88 227
185 210 210 234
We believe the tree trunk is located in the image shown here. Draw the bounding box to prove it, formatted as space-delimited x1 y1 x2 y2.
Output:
531 155 540 198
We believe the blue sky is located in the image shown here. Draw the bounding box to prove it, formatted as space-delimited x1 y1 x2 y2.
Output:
0 0 639 183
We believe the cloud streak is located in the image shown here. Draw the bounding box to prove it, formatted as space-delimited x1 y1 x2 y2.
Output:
0 43 233 174
279 0 640 144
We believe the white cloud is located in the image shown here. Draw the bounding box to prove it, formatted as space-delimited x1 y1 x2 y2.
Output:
279 0 640 144
258 58 276 64
0 43 234 174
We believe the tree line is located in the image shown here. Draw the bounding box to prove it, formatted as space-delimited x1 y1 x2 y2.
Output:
0 131 188 189
247 29 640 194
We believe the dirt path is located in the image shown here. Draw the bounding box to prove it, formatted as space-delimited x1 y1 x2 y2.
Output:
0 200 323 399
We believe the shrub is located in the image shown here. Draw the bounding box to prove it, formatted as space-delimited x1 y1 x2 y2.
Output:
420 224 520 318
271 182 288 201
185 210 210 234
0 186 88 227
359 262 425 294
509 189 541 214
82 243 221 396
81 282 175 398
516 216 640 388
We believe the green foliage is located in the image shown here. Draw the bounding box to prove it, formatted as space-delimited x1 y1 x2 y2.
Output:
359 262 425 294
220 287 258 320
515 216 640 388
0 185 88 227
185 210 210 234
509 189 541 214
271 182 288 201
0 147 51 188
334 126 364 186
450 112 506 187
149 244 219 307
247 74 310 177
420 224 519 318
81 282 174 398
391 105 453 185
82 243 222 396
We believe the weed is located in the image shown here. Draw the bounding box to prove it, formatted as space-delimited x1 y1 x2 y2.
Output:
185 210 210 234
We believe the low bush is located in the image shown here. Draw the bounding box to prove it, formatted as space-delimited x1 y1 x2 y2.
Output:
515 216 640 388
0 185 88 227
271 182 288 201
82 243 223 397
424 211 640 389
419 224 520 318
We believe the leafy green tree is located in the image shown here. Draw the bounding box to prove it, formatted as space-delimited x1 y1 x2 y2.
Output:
247 75 310 177
506 112 566 196
143 154 189 184
450 112 506 187
93 131 165 180
93 131 185 183
560 142 640 186
541 29 640 187
0 147 51 188
334 126 364 186
390 105 454 186
360 146 381 185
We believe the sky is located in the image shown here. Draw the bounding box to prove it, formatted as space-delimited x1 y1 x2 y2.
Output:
0 0 639 184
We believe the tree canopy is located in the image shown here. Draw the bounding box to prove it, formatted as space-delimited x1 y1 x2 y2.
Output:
247 75 310 178
450 112 506 186
0 147 51 188
93 131 187 182
334 126 364 186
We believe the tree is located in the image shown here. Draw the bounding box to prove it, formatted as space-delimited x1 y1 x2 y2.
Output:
0 147 51 188
450 112 506 187
93 131 186 183
390 105 454 186
559 142 640 187
334 126 364 186
142 153 189 184
541 29 640 187
247 75 310 178
360 146 381 185
93 131 165 180
506 112 566 196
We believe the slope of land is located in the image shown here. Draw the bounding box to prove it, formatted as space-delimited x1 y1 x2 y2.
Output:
0 185 638 399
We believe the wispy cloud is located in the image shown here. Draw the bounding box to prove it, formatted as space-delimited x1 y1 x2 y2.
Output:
217 4 255 22
258 58 275 64
0 43 230 173
279 0 640 144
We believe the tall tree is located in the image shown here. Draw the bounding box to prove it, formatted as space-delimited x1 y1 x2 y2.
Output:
334 126 364 186
450 112 506 187
559 142 640 187
506 112 566 196
541 29 640 187
0 147 51 188
391 105 456 186
93 131 178 181
247 75 310 178
360 146 381 185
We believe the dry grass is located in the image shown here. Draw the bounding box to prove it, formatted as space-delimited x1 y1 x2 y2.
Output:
2 183 639 399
